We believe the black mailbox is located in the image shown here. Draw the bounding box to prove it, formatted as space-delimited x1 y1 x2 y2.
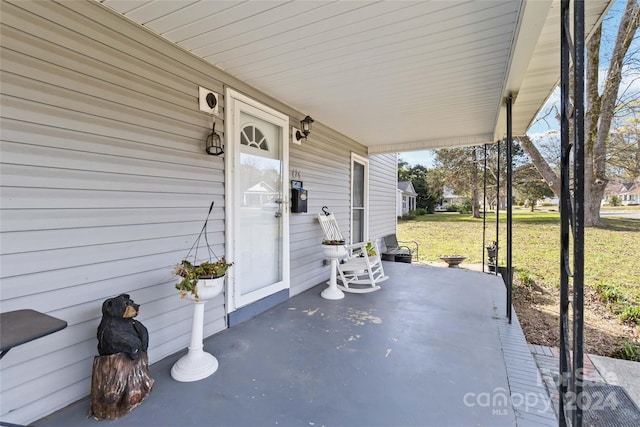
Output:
291 181 307 213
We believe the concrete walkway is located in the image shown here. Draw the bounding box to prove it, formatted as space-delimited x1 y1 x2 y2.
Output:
530 345 640 416
590 354 640 406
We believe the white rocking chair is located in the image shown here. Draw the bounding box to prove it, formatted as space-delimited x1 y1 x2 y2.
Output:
318 210 388 293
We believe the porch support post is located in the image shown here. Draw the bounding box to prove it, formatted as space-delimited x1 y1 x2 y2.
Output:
559 0 585 425
496 140 500 276
506 95 513 324
558 0 572 416
482 144 488 273
559 0 571 419
572 0 586 424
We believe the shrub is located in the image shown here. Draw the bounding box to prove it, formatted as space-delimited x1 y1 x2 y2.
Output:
444 201 472 214
411 208 427 216
608 195 622 206
460 198 472 214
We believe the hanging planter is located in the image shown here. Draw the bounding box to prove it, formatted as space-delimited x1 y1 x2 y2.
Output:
182 277 225 303
321 238 347 259
174 258 232 302
171 201 232 382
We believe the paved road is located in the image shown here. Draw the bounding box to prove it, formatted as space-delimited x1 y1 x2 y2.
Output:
601 211 640 219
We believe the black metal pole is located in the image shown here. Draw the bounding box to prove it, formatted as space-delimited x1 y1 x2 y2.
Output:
559 0 585 425
506 96 513 324
496 140 500 277
559 0 571 424
559 0 571 420
573 1 585 425
483 144 488 273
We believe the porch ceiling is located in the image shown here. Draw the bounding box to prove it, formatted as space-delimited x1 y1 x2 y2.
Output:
99 0 611 154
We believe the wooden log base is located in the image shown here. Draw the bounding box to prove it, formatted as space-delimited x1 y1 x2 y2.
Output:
90 352 154 420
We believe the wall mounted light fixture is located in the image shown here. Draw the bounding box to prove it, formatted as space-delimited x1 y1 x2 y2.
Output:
205 97 224 156
204 94 223 155
295 116 314 142
206 121 223 156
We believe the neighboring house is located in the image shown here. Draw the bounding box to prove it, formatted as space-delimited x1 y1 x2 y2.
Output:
0 1 612 424
442 186 466 206
435 186 466 211
397 181 417 216
537 197 560 206
603 179 640 205
243 181 278 206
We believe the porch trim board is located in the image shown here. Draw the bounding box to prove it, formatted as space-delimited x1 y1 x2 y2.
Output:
227 289 289 328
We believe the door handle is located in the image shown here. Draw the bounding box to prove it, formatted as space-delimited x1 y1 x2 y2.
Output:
275 197 287 218
275 197 285 218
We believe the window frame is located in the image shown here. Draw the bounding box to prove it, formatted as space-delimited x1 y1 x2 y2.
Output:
350 153 369 244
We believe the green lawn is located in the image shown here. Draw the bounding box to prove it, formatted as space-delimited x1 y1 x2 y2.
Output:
397 209 640 304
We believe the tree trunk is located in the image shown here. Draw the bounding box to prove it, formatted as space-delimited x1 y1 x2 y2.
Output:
517 136 561 197
584 0 639 227
519 0 638 227
585 26 604 227
472 147 481 218
90 352 154 420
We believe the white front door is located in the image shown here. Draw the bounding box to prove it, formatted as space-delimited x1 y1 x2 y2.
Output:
225 89 289 312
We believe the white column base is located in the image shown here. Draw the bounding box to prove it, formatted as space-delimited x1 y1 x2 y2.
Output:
171 350 219 382
321 258 345 300
171 300 219 382
321 286 345 300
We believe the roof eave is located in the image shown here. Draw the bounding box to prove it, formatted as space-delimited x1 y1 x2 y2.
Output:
493 0 553 142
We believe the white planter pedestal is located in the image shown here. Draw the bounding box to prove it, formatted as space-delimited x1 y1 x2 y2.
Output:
171 278 223 382
321 244 347 300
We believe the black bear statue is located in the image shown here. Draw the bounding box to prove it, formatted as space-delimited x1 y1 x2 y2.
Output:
97 294 149 360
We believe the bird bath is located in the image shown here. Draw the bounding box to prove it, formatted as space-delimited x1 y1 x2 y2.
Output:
438 255 467 268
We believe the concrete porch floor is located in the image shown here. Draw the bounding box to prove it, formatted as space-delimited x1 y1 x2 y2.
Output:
35 262 555 427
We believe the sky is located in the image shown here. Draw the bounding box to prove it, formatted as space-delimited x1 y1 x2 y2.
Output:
399 0 638 169
399 150 435 167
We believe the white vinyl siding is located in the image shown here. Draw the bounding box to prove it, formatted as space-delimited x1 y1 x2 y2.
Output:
288 125 367 297
1 1 228 423
369 153 398 238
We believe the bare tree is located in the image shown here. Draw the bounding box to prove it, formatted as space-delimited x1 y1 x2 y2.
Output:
521 0 639 226
607 106 640 178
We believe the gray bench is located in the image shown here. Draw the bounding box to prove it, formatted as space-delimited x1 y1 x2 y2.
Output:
380 234 419 263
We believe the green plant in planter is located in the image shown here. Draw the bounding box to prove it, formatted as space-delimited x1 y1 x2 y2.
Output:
322 239 345 245
174 258 233 299
365 242 376 256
